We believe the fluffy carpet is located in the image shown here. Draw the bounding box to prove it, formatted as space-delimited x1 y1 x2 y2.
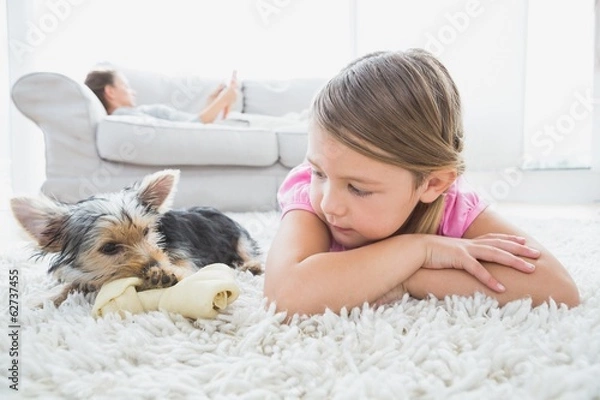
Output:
1 206 600 399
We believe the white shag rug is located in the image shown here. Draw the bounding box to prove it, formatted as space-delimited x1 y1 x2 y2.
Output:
1 206 600 399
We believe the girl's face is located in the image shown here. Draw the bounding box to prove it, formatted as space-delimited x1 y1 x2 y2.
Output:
307 124 424 249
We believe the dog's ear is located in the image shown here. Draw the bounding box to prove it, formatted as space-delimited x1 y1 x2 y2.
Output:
136 169 180 213
10 196 69 252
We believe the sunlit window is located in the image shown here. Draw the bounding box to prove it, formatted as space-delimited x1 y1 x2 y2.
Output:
356 0 596 171
522 0 595 170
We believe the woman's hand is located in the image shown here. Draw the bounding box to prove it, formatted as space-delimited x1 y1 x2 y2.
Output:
422 233 541 292
221 70 238 118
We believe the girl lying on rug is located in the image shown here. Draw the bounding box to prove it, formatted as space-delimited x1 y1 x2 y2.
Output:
264 49 580 316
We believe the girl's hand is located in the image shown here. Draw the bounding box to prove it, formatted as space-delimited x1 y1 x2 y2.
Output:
422 233 541 292
373 284 407 307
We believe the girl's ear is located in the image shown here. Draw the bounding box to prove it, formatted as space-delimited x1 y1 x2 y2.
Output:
418 169 457 204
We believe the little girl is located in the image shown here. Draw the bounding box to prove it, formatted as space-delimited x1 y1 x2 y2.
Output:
264 49 580 316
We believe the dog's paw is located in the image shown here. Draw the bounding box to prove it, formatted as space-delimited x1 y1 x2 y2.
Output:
140 266 178 289
238 259 264 275
78 282 98 294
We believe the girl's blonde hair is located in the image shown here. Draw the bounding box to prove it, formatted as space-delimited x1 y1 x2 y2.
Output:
312 49 465 235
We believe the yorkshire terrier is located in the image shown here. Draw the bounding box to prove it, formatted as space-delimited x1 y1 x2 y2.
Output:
11 169 262 306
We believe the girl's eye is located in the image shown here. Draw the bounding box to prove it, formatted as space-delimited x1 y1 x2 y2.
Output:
348 184 372 197
311 169 325 179
100 243 121 255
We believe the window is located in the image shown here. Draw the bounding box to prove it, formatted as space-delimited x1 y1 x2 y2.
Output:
355 0 532 171
522 0 595 170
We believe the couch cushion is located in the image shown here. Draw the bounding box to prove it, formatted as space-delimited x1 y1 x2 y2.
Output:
243 79 326 117
97 116 279 167
276 127 308 168
219 113 309 168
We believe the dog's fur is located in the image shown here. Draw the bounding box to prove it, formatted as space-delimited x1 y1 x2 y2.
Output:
10 169 262 306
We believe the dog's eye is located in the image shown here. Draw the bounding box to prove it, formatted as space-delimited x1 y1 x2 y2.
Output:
143 227 150 237
100 243 121 255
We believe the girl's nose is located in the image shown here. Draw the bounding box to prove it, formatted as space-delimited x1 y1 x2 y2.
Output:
320 185 345 217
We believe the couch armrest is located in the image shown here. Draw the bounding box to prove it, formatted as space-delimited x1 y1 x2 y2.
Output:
11 72 107 177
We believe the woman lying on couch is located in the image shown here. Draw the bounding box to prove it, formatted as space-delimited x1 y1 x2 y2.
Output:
84 69 239 124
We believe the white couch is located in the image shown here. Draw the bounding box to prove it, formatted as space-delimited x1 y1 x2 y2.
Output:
11 69 325 211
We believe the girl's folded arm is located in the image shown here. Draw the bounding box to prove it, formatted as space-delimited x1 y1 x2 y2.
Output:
402 208 580 307
264 209 539 315
264 210 428 315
